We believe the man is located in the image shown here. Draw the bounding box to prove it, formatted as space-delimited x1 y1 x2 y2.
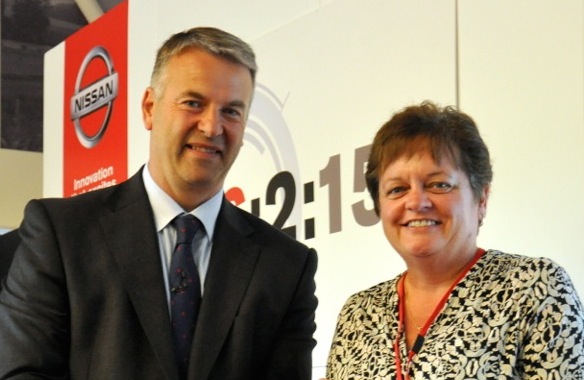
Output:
0 229 20 287
0 27 318 379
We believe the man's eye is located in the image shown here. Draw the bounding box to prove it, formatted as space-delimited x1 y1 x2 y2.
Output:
185 100 202 108
222 108 242 119
428 182 453 193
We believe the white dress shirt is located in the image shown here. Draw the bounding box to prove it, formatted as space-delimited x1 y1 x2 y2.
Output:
142 166 221 309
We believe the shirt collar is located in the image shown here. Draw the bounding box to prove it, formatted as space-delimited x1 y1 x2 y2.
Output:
142 165 221 239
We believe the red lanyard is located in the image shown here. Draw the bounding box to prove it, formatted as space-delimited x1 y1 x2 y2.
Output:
394 248 485 380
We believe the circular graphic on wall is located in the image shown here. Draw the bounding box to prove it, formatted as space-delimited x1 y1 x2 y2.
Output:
226 83 305 238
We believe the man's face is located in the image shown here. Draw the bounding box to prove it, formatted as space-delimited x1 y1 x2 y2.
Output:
142 47 254 209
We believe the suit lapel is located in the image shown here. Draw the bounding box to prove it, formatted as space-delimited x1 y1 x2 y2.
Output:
190 200 259 379
99 171 179 380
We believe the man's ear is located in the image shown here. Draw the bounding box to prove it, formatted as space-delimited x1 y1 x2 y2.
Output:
142 87 155 131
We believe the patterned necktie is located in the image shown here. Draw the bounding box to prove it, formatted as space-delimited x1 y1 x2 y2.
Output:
170 214 202 378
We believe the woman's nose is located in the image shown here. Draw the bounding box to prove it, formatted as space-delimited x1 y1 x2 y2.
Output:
405 187 432 211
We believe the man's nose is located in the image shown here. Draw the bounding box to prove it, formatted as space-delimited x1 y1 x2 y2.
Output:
198 107 223 137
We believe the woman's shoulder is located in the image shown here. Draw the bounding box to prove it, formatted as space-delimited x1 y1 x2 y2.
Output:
338 276 401 314
350 276 399 299
482 249 564 276
478 249 577 298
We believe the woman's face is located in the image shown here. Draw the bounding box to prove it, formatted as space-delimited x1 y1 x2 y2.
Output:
378 149 488 263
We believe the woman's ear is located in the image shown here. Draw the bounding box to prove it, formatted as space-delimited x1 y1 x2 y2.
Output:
478 185 490 225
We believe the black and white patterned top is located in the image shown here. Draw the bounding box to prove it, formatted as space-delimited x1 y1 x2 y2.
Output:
326 250 584 379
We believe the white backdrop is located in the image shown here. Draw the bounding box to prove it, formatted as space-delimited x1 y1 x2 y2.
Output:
44 1 584 377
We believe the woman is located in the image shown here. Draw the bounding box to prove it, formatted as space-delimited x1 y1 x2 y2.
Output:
325 101 584 379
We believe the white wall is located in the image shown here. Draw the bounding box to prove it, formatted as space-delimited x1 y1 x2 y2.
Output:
44 1 584 378
0 149 42 229
459 0 584 298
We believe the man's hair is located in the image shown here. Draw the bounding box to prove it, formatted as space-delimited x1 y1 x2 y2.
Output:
150 26 257 95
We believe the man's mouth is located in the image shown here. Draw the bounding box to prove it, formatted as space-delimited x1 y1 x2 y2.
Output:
186 144 220 154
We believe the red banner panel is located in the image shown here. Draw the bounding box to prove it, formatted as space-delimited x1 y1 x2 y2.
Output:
63 1 128 197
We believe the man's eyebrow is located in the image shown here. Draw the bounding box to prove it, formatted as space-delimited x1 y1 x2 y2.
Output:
180 91 247 109
181 90 205 99
225 100 247 109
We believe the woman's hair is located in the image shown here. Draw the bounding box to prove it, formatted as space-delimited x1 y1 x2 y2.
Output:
365 101 492 216
150 26 257 96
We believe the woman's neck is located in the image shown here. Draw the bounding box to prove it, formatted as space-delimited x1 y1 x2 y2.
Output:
400 248 484 349
403 247 480 292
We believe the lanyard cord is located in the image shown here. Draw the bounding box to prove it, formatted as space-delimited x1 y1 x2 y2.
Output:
394 248 485 380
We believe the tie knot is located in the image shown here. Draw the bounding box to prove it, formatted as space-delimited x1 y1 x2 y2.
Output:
173 214 201 245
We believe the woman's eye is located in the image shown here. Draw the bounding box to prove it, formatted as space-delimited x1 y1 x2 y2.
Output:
386 187 407 199
428 182 453 193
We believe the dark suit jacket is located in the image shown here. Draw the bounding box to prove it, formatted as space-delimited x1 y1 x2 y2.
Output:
0 229 21 288
0 170 318 379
